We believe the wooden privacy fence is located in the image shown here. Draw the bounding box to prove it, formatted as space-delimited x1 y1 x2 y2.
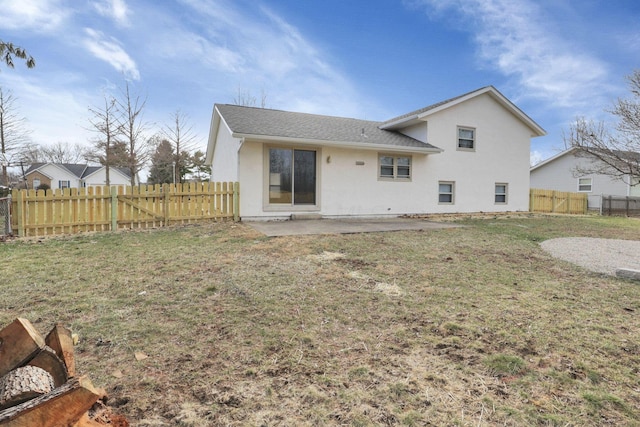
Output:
601 195 640 217
10 182 239 237
529 189 587 214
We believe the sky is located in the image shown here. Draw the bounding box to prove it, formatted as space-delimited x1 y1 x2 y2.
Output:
1 0 639 174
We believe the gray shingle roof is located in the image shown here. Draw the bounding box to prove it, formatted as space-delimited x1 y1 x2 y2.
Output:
25 163 132 178
216 104 440 150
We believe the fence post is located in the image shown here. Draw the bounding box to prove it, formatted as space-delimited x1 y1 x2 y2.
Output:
626 196 630 217
552 191 557 213
233 182 239 222
163 184 170 226
110 186 117 231
529 189 533 212
15 189 24 238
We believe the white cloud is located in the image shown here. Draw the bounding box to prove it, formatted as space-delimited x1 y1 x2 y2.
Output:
407 0 613 111
93 0 130 27
163 0 370 117
82 28 140 80
0 0 71 32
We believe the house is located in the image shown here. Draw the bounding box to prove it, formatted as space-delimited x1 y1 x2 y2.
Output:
530 148 640 209
205 86 546 220
24 163 132 190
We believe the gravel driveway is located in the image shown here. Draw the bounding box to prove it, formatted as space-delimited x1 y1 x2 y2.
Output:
540 237 640 276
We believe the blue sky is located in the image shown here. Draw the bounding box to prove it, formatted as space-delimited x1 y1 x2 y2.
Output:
0 0 639 167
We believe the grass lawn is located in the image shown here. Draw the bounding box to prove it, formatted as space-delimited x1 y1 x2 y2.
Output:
1 215 640 426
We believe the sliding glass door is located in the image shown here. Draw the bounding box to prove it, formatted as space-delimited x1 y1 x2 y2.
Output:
269 148 316 205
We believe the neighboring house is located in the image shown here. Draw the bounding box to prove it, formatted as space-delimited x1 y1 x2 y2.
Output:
530 148 640 209
24 163 132 190
205 86 546 220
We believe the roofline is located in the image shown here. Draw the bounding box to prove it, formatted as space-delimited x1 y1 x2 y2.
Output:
530 147 578 171
381 86 547 137
82 166 130 180
234 133 443 154
25 165 54 179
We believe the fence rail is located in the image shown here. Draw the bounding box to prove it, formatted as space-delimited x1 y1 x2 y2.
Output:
10 182 239 237
601 195 640 217
529 189 587 214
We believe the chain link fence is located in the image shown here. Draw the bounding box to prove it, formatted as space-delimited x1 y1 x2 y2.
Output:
0 196 11 238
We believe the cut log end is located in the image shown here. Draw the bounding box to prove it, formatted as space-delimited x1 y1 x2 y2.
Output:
0 365 55 410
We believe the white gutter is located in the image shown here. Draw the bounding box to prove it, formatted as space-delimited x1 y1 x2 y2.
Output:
231 133 443 155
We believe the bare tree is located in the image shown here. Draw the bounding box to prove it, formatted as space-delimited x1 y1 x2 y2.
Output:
41 142 86 164
162 110 198 184
233 87 267 108
86 94 121 186
564 70 640 184
0 41 35 70
0 87 31 186
116 82 150 186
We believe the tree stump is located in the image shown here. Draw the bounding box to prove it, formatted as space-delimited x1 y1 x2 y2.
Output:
0 366 55 410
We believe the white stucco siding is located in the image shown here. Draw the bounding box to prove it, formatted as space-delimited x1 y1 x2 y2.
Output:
210 119 240 182
530 152 629 209
320 147 432 216
237 141 264 218
421 93 533 212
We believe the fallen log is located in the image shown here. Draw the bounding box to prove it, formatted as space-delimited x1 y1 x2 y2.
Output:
0 319 45 378
0 376 105 427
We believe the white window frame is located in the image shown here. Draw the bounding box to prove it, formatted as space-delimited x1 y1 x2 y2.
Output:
457 126 476 151
438 181 455 204
378 154 412 181
578 177 592 192
263 145 321 212
33 178 41 189
495 183 508 204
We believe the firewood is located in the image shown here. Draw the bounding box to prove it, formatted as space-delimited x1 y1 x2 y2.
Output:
0 319 45 378
0 366 55 410
44 324 76 377
0 376 105 427
27 346 68 387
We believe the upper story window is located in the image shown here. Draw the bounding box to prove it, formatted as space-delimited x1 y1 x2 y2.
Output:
578 178 592 192
58 180 71 189
379 155 411 180
457 126 475 151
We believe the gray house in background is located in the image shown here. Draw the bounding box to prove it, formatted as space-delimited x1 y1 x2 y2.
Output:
530 148 640 209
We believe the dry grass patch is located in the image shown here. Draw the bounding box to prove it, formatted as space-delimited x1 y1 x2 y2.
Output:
1 215 640 425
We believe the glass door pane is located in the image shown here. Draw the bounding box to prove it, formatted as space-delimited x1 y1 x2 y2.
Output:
269 148 292 204
293 150 316 205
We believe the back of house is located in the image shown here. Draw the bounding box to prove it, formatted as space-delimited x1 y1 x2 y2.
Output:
206 86 545 220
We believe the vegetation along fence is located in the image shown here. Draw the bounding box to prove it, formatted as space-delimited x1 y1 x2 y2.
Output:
0 197 11 238
10 182 239 237
529 189 587 215
601 195 640 217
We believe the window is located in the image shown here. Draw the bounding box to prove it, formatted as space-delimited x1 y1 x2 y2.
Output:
58 180 70 189
268 148 316 205
457 126 475 150
578 178 592 192
379 155 411 180
438 181 454 204
495 183 508 204
33 178 41 189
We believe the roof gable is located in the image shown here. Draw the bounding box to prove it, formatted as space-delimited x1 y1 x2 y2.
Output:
381 86 546 137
